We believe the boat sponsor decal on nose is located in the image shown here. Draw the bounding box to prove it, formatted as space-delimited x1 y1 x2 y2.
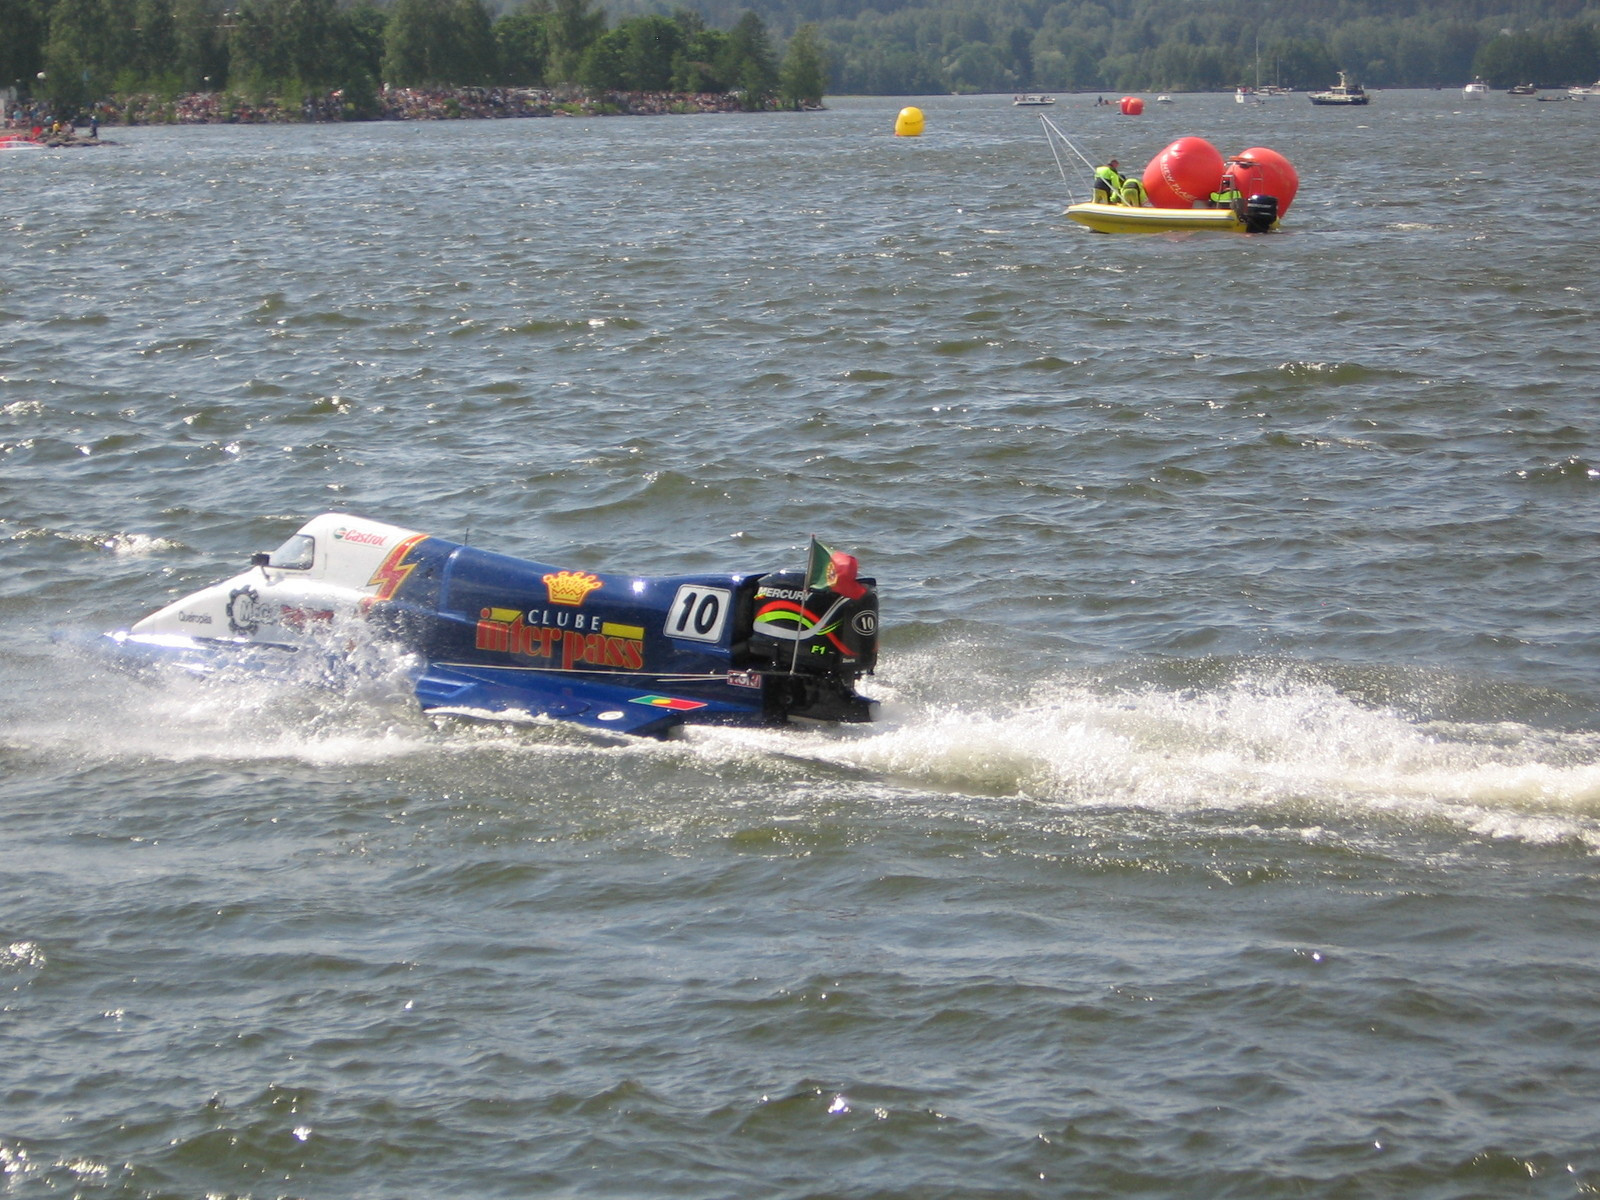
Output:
226 586 335 636
333 526 388 547
228 585 262 635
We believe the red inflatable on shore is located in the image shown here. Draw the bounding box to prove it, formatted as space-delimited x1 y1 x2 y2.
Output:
1141 136 1224 208
1225 146 1300 215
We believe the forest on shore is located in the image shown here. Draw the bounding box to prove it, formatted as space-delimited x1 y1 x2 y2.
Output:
3 0 1599 119
1 0 826 119
624 0 1600 92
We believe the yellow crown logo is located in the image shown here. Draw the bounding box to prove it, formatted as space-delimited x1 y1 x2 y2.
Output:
543 570 603 606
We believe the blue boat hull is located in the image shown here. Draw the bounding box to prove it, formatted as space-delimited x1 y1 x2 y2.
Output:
97 514 878 738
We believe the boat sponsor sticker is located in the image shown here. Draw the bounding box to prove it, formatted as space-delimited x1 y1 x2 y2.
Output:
630 695 708 711
224 586 333 636
333 526 388 547
476 608 645 670
227 585 262 635
544 570 602 606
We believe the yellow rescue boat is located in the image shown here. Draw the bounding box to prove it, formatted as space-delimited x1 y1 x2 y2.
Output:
1065 201 1279 234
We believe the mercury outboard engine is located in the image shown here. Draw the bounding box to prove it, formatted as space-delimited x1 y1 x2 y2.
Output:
744 568 878 723
1243 193 1279 234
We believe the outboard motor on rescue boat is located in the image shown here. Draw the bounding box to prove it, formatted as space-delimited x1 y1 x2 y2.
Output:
1243 193 1279 234
745 568 878 723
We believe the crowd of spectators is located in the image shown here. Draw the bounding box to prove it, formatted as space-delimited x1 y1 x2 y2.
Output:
6 85 772 130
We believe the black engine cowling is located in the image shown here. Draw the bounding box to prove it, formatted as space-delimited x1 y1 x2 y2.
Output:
743 568 878 722
1243 194 1279 234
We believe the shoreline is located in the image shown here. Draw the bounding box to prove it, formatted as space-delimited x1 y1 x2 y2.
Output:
6 86 806 133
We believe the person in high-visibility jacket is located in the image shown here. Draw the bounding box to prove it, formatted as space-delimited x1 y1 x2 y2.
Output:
1209 174 1244 211
1093 159 1126 204
1120 176 1150 207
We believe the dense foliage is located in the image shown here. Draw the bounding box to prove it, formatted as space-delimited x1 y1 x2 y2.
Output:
604 0 1600 92
0 0 823 115
4 0 1599 110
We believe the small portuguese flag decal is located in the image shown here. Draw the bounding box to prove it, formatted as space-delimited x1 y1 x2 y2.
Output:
631 695 708 711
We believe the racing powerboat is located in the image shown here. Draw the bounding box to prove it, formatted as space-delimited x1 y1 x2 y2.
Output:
98 513 879 737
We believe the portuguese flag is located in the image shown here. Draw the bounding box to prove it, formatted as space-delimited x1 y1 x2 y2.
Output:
806 536 867 600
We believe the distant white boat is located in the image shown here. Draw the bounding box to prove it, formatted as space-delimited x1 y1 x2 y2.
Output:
1309 71 1369 105
1463 78 1489 98
1012 95 1055 107
1156 95 1173 103
1570 80 1600 98
1235 87 1263 105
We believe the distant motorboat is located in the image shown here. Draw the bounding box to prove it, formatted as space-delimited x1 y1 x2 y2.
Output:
1507 84 1538 95
1463 78 1489 98
1156 95 1174 103
1309 71 1369 105
1012 95 1055 106
1568 80 1600 98
1235 87 1263 105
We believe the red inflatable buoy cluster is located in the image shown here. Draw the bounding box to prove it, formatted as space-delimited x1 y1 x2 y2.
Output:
1226 146 1299 214
1119 96 1145 116
1140 137 1299 213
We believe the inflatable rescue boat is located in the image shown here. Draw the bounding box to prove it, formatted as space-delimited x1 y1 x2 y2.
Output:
1065 198 1279 234
97 513 878 737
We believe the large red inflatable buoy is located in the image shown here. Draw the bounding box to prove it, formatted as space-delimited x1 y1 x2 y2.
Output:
1119 96 1145 116
1141 136 1224 209
1226 146 1299 215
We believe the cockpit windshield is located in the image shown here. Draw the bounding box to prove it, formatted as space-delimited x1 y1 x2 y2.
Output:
267 533 315 570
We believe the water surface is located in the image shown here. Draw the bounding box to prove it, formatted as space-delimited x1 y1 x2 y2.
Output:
4 91 1600 1198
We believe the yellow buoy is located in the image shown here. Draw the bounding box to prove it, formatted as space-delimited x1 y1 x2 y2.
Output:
894 106 925 137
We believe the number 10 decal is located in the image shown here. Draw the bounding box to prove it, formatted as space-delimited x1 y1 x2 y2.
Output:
665 585 731 643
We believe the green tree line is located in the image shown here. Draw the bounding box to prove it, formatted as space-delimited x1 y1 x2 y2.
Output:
0 0 828 115
602 0 1600 93
5 0 1598 111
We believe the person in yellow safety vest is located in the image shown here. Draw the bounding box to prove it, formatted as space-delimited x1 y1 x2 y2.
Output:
1209 174 1244 211
1093 159 1125 204
1120 176 1149 207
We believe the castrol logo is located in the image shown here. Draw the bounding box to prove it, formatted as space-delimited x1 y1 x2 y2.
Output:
334 527 387 547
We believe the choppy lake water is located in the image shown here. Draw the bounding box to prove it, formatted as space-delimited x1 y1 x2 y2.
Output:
5 90 1600 1198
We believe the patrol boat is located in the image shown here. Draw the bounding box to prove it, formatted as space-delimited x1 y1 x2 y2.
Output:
1308 71 1369 105
98 513 878 737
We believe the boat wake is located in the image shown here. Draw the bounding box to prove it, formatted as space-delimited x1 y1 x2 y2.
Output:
684 654 1600 851
15 633 1600 851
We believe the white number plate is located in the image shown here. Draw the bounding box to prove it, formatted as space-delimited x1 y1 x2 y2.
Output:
665 585 731 643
